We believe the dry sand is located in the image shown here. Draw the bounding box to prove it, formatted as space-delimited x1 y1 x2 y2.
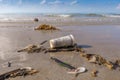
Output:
0 22 120 80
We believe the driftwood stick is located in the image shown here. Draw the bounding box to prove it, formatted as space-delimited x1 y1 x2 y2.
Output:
51 57 76 70
40 40 48 45
0 69 20 80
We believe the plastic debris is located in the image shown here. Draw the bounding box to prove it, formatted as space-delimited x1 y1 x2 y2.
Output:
67 67 86 74
49 35 75 49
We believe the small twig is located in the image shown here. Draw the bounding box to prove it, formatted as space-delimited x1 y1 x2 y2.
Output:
40 40 48 45
50 57 76 70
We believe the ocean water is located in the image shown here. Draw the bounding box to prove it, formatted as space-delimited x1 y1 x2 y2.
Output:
0 13 120 22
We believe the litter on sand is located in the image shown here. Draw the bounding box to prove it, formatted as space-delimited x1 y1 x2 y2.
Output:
51 57 86 75
0 67 38 80
49 35 75 49
67 67 86 74
34 24 59 30
15 33 120 79
17 35 85 54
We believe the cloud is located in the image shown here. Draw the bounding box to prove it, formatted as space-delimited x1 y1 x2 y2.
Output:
18 0 22 5
116 3 120 9
49 0 63 5
70 0 78 5
40 0 47 5
40 0 64 6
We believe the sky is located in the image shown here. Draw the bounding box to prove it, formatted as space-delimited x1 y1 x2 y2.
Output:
0 0 120 13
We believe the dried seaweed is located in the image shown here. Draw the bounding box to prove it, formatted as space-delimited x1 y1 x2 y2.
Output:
34 24 59 30
0 67 38 80
80 53 114 69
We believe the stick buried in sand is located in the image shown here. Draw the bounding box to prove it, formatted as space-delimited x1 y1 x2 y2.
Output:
50 57 76 70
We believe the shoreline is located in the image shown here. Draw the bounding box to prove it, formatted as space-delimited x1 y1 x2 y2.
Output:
0 21 120 28
0 16 120 27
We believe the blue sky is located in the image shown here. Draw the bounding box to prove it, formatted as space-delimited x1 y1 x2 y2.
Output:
0 0 120 13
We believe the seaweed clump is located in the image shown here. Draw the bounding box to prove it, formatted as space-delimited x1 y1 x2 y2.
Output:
34 24 59 30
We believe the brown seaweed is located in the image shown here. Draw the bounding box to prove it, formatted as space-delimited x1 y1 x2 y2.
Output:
80 53 114 69
0 67 38 80
34 24 59 30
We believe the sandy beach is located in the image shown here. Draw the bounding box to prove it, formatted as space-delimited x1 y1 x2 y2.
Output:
0 20 120 80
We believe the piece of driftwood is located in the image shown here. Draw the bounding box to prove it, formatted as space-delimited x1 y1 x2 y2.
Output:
17 43 84 54
0 69 20 80
40 40 48 45
50 57 76 70
0 67 38 80
46 46 85 53
80 53 114 69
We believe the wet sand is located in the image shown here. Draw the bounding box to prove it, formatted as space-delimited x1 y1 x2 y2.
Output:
0 23 120 80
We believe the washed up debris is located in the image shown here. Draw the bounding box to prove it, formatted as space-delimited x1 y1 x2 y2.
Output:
49 35 75 49
17 42 84 54
17 44 83 54
50 57 76 70
17 44 46 53
49 34 85 52
46 46 84 53
8 62 11 67
112 59 120 70
18 45 84 54
67 67 86 74
17 35 85 54
34 18 39 22
115 59 120 66
40 40 48 45
34 24 59 30
91 70 98 77
0 67 38 80
50 57 87 77
80 53 114 69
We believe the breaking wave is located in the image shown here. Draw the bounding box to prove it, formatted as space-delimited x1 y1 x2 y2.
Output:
0 13 120 22
45 14 72 17
104 14 120 18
